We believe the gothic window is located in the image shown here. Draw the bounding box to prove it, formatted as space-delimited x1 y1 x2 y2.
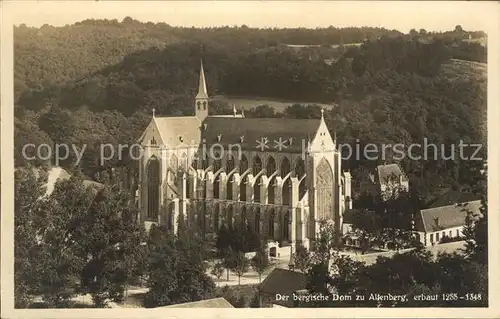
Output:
213 204 220 232
268 176 276 204
170 154 178 170
213 152 222 172
299 176 307 201
240 176 247 201
266 156 276 176
283 211 291 241
203 101 207 110
316 158 334 221
192 157 199 170
226 175 233 200
295 158 305 178
253 155 262 176
227 156 235 172
227 204 234 229
213 173 220 199
180 153 188 171
185 175 192 199
240 206 247 230
197 101 201 110
240 154 248 174
151 137 157 145
254 208 261 234
202 156 209 170
281 157 291 178
147 157 160 220
254 176 261 203
282 179 291 206
268 209 275 239
167 202 175 231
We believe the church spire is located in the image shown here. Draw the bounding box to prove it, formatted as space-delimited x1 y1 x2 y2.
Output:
196 59 208 99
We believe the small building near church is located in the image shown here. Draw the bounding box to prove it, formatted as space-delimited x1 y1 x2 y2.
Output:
415 200 483 246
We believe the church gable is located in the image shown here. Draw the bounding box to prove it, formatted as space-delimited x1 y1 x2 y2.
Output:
138 118 165 147
309 115 335 153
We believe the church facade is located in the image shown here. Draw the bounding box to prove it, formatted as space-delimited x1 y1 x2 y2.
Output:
136 61 352 251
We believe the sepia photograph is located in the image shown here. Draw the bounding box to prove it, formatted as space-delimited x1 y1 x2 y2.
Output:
1 1 499 318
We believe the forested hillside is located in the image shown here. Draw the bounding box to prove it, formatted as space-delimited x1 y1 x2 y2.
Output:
14 18 487 205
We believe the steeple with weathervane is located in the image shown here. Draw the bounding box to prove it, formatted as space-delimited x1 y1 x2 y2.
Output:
195 59 209 121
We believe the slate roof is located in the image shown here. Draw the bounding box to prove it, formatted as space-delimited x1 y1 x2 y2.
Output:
375 163 408 184
416 200 483 233
152 116 202 147
202 117 322 152
157 297 234 308
260 268 308 296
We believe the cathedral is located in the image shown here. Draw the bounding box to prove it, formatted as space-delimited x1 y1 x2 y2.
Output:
136 61 352 251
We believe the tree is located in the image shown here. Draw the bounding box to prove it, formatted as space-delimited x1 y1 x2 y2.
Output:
14 166 49 307
229 251 250 286
33 175 95 307
294 244 312 273
143 225 215 307
211 262 225 286
251 245 270 283
311 221 338 266
78 185 147 307
222 247 236 281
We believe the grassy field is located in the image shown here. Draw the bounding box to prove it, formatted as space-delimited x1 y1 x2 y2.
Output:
440 59 487 82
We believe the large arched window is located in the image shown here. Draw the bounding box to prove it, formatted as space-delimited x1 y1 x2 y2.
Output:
266 156 277 176
227 156 235 173
240 176 247 201
253 155 262 176
226 175 233 200
254 208 261 234
213 203 220 232
213 150 222 172
281 157 291 178
282 178 292 206
296 158 307 200
239 154 248 175
283 211 291 241
147 157 160 220
167 202 175 231
180 153 188 171
254 177 262 203
268 177 276 204
240 206 247 230
170 154 178 170
213 173 220 199
316 158 334 220
227 204 234 229
185 174 192 199
268 209 275 239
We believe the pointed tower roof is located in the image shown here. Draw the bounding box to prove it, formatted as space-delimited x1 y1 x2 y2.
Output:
196 59 209 99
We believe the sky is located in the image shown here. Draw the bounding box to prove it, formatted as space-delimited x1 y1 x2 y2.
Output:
3 1 499 33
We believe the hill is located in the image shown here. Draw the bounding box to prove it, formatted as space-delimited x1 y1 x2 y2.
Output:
13 20 487 202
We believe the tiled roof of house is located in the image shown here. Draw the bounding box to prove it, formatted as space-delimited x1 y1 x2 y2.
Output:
260 268 308 296
416 200 483 233
157 297 234 308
